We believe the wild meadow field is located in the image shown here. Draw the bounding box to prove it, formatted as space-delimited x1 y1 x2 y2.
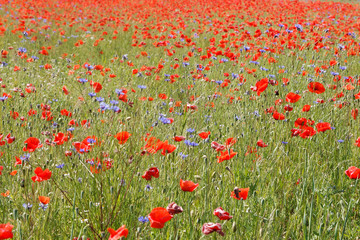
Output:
0 0 359 239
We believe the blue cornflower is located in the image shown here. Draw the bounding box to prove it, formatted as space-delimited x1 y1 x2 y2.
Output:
23 203 33 210
18 47 27 53
145 184 153 191
179 152 188 159
96 97 104 102
88 92 96 97
159 116 171 124
184 140 199 147
78 78 88 83
137 85 147 89
115 89 123 95
56 163 65 169
187 128 195 133
215 81 223 85
87 138 96 144
111 106 121 112
39 203 48 211
0 96 8 101
138 216 149 223
295 24 303 32
20 154 30 161
100 102 110 111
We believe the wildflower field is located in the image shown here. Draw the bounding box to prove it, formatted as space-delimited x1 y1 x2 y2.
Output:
0 0 359 239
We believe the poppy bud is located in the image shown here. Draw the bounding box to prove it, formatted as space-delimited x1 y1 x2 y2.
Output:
20 179 25 188
13 209 18 220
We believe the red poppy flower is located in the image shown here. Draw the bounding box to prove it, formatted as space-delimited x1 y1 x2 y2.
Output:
68 119 78 126
272 111 285 120
225 138 236 147
114 132 131 144
294 118 308 128
355 137 360 147
31 167 52 182
0 135 5 146
39 196 50 205
142 167 159 180
93 82 103 93
62 85 69 95
231 187 249 200
345 166 360 179
290 128 302 137
355 91 360 100
299 126 316 139
213 207 233 220
180 179 199 192
53 132 68 145
217 149 237 163
316 122 331 132
158 93 167 99
198 131 210 139
41 110 53 121
286 92 301 103
9 111 19 120
173 136 185 142
0 223 13 239
211 141 226 152
284 105 293 112
73 142 91 154
308 82 325 94
23 137 43 152
255 78 268 96
107 225 129 239
257 139 268 148
160 141 176 155
166 202 183 215
148 207 173 228
14 157 22 166
5 133 15 144
302 105 311 112
351 109 358 120
202 223 225 236
60 109 72 117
